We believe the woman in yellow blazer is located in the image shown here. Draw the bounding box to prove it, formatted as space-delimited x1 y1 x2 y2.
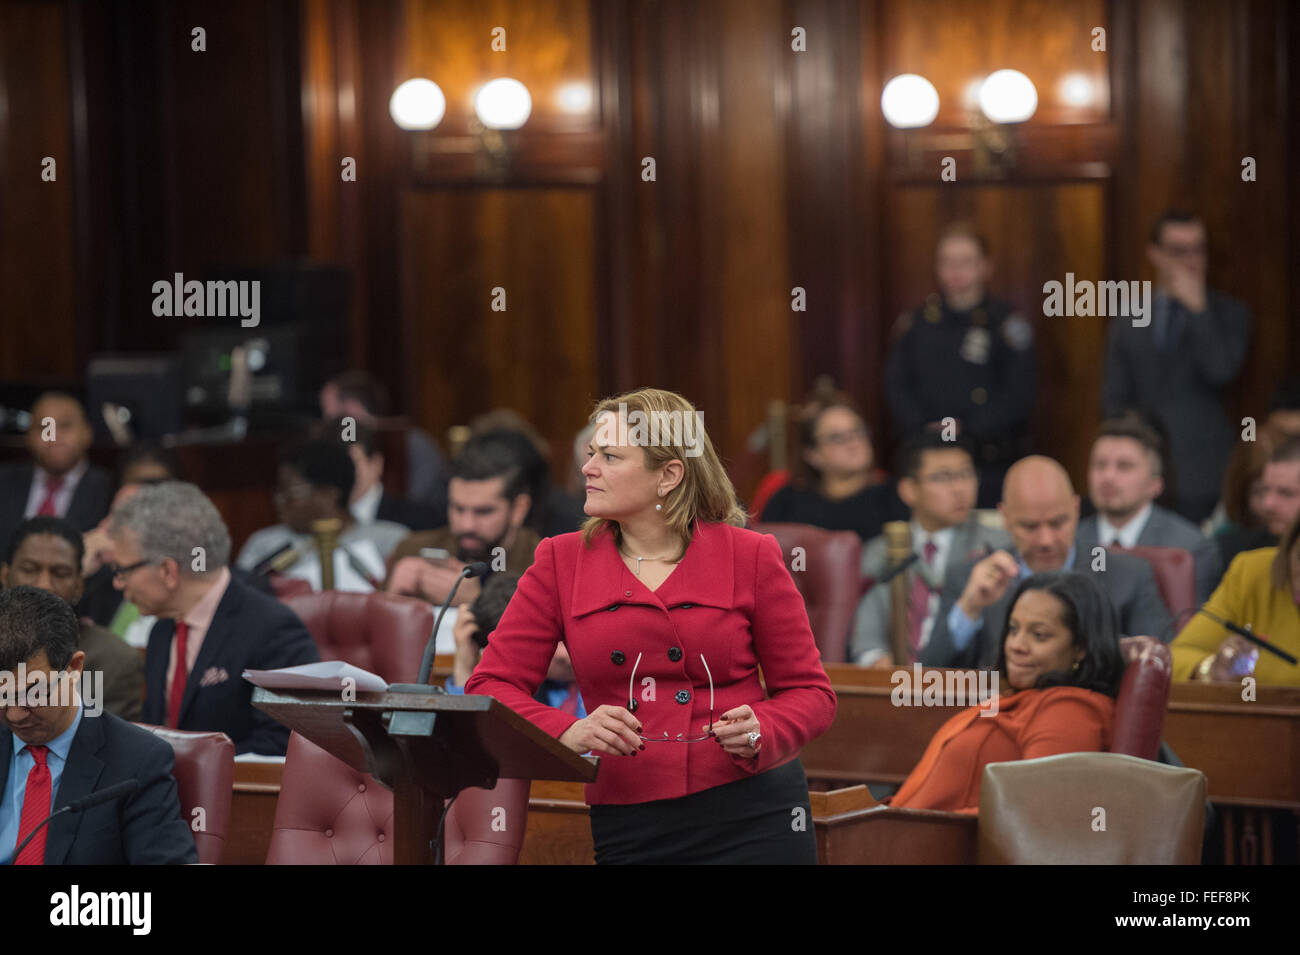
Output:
1171 513 1300 686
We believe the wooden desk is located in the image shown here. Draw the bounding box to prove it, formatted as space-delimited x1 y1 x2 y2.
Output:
225 661 1299 863
805 664 1300 811
226 760 283 865
516 781 964 865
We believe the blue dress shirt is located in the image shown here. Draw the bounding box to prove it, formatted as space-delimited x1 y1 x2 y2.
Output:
446 674 586 719
945 546 1078 651
1 704 84 862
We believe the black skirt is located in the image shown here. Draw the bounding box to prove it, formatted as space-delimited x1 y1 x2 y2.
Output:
588 759 817 865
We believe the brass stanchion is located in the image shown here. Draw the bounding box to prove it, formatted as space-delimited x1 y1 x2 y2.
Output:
310 518 343 591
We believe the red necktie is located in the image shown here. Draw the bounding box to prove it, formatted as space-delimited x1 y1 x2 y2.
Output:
35 476 65 517
167 620 190 729
14 745 51 865
907 539 939 659
558 683 581 716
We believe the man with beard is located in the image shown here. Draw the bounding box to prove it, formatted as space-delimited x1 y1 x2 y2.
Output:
385 434 539 652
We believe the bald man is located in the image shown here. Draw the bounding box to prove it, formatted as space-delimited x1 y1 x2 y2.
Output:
920 456 1172 668
0 393 112 558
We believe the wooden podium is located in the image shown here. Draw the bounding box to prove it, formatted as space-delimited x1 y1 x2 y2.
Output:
252 687 599 864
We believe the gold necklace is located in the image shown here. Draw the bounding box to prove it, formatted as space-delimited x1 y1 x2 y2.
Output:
618 546 675 576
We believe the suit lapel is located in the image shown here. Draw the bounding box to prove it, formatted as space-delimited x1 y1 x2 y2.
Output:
178 579 242 724
1137 506 1164 546
45 714 105 865
1076 516 1100 554
64 468 97 528
0 464 34 531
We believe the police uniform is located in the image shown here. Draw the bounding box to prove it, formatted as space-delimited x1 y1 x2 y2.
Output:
884 293 1036 504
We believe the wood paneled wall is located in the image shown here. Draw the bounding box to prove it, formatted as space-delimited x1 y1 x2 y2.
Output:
0 1 78 381
1 0 1295 497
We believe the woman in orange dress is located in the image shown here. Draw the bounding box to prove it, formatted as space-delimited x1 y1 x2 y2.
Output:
888 571 1126 813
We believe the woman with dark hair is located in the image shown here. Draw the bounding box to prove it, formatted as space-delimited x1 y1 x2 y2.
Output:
887 571 1126 813
758 394 905 541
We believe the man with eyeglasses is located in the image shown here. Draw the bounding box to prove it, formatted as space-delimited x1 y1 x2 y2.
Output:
108 482 318 756
1102 209 1252 523
850 433 1009 666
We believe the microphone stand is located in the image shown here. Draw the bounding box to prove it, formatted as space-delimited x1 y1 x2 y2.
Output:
389 564 487 693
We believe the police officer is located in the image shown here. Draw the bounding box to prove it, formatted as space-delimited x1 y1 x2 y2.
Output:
885 223 1036 507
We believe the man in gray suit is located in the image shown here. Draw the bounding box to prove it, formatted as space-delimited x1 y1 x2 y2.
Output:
1101 210 1252 523
921 456 1172 669
1078 414 1222 605
850 433 1009 665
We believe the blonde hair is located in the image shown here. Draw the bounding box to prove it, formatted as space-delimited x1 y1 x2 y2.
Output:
581 388 748 558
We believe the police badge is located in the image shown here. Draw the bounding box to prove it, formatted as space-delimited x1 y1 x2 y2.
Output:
960 327 991 364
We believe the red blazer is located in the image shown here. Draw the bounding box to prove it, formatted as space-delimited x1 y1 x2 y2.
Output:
464 521 837 805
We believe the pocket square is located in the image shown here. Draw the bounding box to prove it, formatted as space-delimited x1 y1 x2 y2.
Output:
199 666 230 688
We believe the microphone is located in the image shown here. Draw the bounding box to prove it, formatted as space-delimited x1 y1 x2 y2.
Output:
338 544 383 591
5 779 138 865
876 552 919 587
251 542 300 576
390 562 492 693
1195 608 1298 665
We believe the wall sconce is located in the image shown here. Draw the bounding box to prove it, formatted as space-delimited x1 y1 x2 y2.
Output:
471 77 532 177
390 76 532 178
968 69 1036 177
389 78 446 131
881 74 940 129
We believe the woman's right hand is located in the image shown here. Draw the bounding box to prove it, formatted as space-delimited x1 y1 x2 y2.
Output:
558 705 645 757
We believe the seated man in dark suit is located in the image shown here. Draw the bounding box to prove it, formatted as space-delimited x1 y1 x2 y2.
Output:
320 416 443 532
0 586 195 864
1078 413 1222 603
106 481 319 755
922 456 1172 669
1 517 144 720
0 392 113 558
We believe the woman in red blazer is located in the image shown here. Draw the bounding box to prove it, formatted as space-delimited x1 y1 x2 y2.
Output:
888 570 1127 813
465 388 837 863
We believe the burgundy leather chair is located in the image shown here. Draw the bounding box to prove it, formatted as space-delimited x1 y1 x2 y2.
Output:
1113 545 1197 622
283 590 434 685
268 573 313 600
134 724 235 864
855 639 1175 863
977 752 1207 864
265 731 531 865
750 522 862 661
1110 637 1173 759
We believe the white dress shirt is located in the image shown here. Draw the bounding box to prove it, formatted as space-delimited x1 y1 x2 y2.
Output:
1097 502 1153 549
23 459 88 519
911 522 956 651
350 482 383 525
